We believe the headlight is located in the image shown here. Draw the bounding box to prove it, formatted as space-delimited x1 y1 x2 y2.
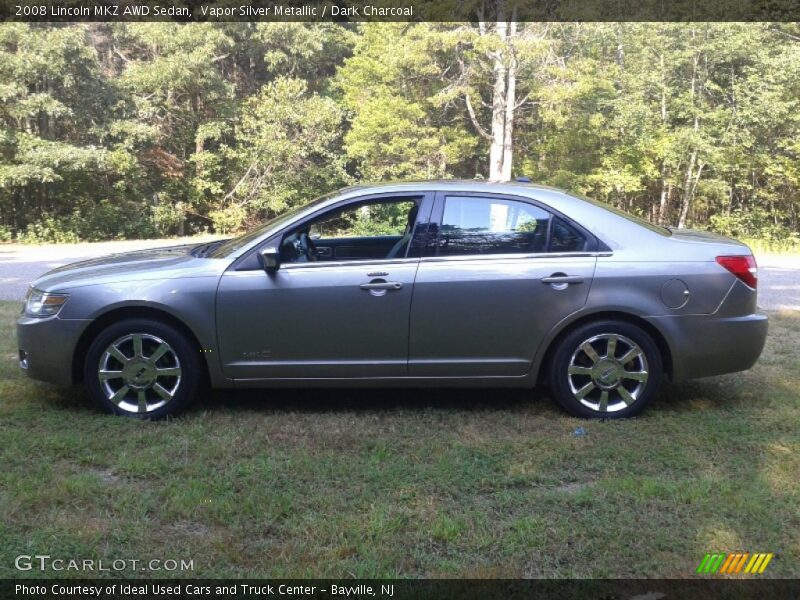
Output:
24 289 69 318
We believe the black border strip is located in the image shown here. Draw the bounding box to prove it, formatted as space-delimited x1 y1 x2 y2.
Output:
4 578 800 600
3 0 800 23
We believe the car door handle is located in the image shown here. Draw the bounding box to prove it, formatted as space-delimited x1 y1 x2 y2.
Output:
359 282 403 291
541 275 584 284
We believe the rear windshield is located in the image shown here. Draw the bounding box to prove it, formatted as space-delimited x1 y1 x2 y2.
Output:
578 194 672 236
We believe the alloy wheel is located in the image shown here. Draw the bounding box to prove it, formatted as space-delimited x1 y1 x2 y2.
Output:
97 333 182 414
566 333 649 413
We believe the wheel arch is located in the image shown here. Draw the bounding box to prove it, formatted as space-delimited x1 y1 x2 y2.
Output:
535 310 673 385
71 305 209 385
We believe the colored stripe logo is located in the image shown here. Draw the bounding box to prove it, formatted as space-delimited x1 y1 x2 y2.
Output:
696 553 774 574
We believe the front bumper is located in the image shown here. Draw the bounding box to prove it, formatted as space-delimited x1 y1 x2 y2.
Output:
17 315 91 386
646 312 768 382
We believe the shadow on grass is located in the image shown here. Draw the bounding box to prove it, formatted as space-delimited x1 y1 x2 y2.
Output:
182 367 774 418
199 385 544 415
40 373 763 420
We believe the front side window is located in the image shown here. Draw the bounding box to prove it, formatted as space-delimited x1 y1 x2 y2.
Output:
309 200 416 239
282 197 421 263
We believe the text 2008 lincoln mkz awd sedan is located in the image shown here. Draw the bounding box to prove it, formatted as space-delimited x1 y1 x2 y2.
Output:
17 181 768 419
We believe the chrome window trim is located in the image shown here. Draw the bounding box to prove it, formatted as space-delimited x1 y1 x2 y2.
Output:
282 257 421 270
420 251 611 263
225 257 421 274
224 252 611 275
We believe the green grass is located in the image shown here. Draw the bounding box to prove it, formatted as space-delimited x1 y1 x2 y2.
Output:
1 301 798 578
741 237 800 256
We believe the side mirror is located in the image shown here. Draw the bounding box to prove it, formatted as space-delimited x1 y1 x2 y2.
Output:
260 247 280 271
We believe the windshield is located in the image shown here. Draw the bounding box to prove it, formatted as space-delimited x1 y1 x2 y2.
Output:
207 191 340 257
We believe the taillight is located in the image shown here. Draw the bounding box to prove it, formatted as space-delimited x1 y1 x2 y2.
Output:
716 255 757 289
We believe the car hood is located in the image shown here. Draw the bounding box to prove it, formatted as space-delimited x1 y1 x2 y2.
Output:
32 244 225 292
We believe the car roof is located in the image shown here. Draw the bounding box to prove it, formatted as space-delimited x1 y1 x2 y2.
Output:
338 179 567 196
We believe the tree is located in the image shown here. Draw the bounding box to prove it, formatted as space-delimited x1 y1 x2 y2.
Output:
1 22 799 243
338 23 478 181
0 24 118 238
210 77 348 232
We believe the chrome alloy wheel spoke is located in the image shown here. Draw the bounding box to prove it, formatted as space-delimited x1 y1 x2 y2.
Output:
567 365 593 376
598 390 609 412
153 383 174 401
110 385 130 405
132 334 144 358
98 370 123 381
97 333 181 414
574 381 596 400
617 386 635 406
107 344 129 365
150 342 170 363
618 347 642 366
606 334 618 359
622 370 648 382
137 390 148 413
580 341 601 364
156 366 181 378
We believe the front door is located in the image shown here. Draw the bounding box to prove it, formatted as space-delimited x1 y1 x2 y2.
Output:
409 193 597 377
216 194 431 380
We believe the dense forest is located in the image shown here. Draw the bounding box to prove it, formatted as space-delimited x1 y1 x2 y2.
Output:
1 22 799 244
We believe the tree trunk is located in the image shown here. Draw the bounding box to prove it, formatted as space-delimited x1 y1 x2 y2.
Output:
678 147 697 229
488 3 508 181
472 1 519 182
501 20 517 182
658 52 669 225
678 32 702 229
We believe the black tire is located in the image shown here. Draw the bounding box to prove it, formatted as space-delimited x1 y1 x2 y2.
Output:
548 320 662 419
84 318 201 419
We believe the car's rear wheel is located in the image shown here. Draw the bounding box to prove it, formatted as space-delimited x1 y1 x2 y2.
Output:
548 320 662 418
84 319 200 418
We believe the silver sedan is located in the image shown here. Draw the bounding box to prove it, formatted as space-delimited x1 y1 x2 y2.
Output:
17 181 768 418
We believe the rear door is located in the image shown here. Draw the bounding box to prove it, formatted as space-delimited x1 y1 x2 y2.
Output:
409 192 597 377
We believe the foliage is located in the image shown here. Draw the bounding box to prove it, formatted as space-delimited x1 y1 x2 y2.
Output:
1 22 799 243
212 76 350 230
312 201 414 238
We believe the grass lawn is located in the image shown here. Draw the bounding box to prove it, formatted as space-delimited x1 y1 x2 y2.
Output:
0 300 798 579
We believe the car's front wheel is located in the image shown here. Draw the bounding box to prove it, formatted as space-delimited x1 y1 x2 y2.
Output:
84 319 201 418
548 320 662 418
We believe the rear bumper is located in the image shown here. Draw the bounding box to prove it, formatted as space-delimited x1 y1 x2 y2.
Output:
17 315 90 386
646 312 768 382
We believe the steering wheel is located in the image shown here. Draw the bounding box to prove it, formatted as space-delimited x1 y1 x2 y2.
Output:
295 231 318 262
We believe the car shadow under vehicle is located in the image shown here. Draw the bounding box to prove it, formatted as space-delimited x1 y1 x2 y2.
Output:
201 386 541 415
40 372 756 420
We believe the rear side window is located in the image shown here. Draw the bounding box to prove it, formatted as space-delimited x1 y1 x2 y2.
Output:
438 196 551 256
436 196 588 256
550 217 588 252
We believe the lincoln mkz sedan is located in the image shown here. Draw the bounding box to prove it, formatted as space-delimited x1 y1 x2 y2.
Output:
17 181 768 418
